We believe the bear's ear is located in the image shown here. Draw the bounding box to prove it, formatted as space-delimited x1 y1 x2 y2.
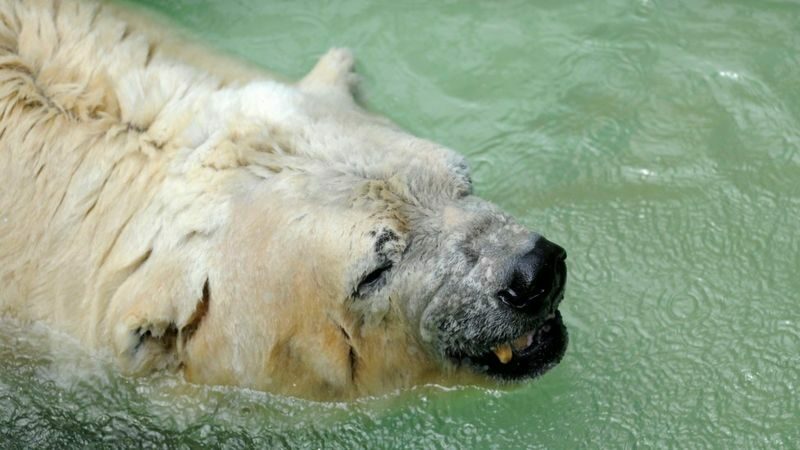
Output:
105 252 210 374
298 48 360 101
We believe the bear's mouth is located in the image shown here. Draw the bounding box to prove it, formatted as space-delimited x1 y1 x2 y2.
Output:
452 310 568 380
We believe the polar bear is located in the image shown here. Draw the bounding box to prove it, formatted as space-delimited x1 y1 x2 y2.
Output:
0 0 568 400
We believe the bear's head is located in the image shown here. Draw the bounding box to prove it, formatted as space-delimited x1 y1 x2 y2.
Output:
119 51 568 400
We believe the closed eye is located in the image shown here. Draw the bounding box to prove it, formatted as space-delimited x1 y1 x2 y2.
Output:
356 262 393 296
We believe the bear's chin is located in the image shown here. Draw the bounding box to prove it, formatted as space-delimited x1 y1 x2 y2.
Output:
451 310 568 381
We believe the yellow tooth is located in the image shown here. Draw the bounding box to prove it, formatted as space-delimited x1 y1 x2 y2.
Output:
493 343 513 364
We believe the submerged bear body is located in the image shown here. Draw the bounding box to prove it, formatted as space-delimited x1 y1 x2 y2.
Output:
0 0 568 400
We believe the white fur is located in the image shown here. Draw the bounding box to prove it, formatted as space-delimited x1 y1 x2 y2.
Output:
0 0 490 400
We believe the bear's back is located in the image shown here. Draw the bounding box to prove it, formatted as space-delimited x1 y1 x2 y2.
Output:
0 0 234 343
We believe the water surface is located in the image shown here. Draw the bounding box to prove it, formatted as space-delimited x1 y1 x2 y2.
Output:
2 0 799 447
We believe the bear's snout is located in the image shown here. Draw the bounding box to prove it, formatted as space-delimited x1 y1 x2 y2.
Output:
496 237 567 317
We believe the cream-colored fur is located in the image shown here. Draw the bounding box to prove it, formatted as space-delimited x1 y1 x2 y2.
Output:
0 0 489 400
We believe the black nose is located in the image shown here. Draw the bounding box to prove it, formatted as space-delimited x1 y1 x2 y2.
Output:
497 237 567 315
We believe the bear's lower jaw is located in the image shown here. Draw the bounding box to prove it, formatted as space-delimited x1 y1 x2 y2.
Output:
452 310 568 381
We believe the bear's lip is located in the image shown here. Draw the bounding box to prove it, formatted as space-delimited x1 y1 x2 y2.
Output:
452 310 568 380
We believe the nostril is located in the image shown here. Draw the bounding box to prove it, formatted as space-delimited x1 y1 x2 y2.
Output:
497 288 527 309
498 237 567 314
529 286 547 301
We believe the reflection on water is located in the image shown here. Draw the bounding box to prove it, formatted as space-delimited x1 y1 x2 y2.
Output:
2 0 799 447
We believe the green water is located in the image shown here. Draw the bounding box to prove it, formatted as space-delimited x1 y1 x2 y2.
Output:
2 0 799 447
